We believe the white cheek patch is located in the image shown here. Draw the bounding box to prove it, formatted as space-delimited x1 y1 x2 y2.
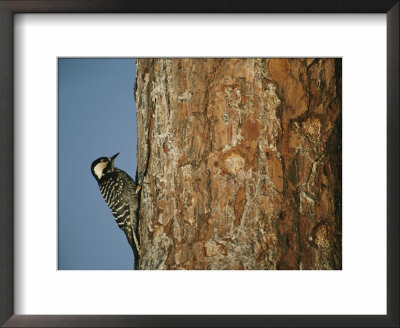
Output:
94 162 107 179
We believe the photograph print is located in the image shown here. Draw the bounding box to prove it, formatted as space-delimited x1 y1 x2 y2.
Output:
58 58 342 270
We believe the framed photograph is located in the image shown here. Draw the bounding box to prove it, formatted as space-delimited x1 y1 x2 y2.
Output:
1 1 398 327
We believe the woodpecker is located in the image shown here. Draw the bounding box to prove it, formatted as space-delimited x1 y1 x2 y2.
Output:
91 153 141 269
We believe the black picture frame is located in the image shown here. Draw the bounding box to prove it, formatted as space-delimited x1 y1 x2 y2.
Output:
0 1 398 327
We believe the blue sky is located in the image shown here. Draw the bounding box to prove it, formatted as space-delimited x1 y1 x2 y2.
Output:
58 58 137 269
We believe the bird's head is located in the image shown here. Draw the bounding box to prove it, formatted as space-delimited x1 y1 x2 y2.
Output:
90 153 119 181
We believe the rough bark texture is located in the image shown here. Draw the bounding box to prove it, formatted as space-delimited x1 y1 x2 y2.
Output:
135 58 341 270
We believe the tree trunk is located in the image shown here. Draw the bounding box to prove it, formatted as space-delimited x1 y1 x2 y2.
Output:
135 58 341 270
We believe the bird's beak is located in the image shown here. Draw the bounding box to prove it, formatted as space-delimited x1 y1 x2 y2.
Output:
110 153 119 161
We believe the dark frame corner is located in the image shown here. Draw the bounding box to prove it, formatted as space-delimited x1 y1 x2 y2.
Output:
1 1 398 327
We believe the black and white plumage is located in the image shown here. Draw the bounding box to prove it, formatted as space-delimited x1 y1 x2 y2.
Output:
91 153 141 269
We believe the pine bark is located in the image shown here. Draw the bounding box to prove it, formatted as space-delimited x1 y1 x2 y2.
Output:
135 58 341 270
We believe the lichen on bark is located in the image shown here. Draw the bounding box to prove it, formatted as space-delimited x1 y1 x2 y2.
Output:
135 58 342 270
